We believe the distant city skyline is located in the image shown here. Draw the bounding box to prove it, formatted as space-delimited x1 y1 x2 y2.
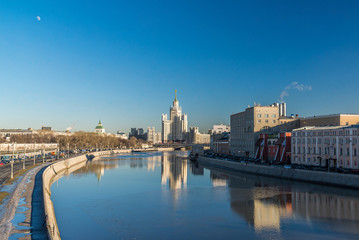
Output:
1 1 359 134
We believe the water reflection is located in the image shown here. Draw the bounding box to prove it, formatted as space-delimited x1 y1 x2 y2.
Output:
72 161 119 181
210 172 227 187
207 167 359 236
53 152 359 239
161 152 187 190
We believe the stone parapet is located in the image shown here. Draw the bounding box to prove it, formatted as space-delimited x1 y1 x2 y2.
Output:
42 150 131 240
198 156 359 189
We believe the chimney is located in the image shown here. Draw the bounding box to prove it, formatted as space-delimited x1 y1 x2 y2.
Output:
282 102 286 117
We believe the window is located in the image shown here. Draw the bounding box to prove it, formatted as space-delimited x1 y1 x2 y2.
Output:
257 119 261 123
340 148 343 156
265 114 269 118
308 147 311 154
354 148 357 156
265 120 268 123
272 114 276 117
273 120 276 123
319 147 321 154
303 147 305 154
347 148 350 156
257 114 261 117
293 147 296 154
334 148 336 155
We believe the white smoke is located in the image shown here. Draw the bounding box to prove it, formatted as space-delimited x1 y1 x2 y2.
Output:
280 82 312 102
36 16 41 21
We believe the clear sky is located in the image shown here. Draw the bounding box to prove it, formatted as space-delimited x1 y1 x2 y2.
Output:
1 0 359 134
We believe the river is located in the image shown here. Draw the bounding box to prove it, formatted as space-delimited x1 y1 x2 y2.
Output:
51 151 359 240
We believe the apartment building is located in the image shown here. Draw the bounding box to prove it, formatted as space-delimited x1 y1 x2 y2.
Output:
291 125 359 169
230 103 283 157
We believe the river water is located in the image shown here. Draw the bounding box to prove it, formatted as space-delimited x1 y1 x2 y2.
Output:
51 151 359 240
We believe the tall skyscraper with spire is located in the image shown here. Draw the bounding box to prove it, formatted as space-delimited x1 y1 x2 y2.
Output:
161 90 188 143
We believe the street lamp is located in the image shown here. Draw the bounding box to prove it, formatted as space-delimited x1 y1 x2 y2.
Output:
23 144 27 170
33 142 36 166
10 142 16 179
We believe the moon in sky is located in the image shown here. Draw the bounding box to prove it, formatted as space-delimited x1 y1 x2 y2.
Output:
36 16 41 21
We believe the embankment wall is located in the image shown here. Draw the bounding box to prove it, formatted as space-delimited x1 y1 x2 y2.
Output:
198 156 359 189
43 150 131 240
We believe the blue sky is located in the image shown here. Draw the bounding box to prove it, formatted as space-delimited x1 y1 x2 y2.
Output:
1 0 359 134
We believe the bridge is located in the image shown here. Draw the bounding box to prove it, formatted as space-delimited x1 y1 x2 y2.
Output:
153 143 210 151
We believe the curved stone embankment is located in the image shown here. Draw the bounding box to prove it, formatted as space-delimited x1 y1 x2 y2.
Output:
43 150 131 240
198 156 359 189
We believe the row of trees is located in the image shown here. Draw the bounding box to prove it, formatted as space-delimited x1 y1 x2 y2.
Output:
0 132 147 150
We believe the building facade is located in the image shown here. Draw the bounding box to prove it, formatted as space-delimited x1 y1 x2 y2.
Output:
300 114 359 128
188 127 210 144
291 125 359 169
211 132 230 155
255 132 291 163
95 120 105 134
161 91 188 143
208 124 230 135
129 128 147 140
116 131 128 140
147 127 162 144
230 103 285 157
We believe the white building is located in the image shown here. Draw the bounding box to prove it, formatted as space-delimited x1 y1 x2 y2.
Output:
95 120 105 134
147 127 162 144
116 131 128 139
161 91 188 143
189 127 210 144
208 124 230 135
291 125 359 169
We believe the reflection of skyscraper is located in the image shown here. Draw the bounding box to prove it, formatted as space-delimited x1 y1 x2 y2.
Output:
161 152 187 190
72 161 119 182
210 172 227 187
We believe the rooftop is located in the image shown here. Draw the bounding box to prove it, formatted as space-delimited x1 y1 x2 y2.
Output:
301 113 359 120
293 124 359 131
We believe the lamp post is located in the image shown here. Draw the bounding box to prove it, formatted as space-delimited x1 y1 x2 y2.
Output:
23 144 26 170
10 142 15 179
33 142 36 166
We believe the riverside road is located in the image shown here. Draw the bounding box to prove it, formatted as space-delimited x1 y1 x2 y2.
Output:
0 155 80 185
